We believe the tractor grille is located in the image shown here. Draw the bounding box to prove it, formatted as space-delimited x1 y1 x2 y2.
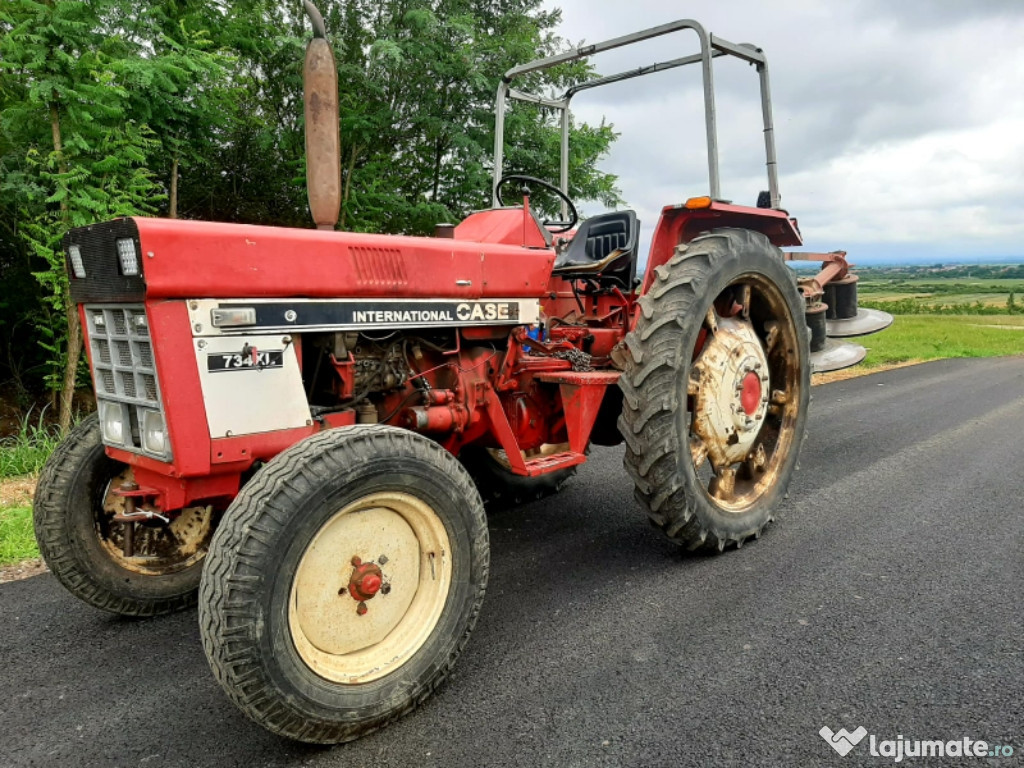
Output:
85 304 170 459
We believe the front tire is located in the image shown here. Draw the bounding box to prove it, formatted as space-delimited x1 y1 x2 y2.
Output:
618 228 810 551
199 425 489 744
33 414 210 616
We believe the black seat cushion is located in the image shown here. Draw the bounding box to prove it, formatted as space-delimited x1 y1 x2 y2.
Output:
553 210 639 282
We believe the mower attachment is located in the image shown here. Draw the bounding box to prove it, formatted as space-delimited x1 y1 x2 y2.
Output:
788 251 893 373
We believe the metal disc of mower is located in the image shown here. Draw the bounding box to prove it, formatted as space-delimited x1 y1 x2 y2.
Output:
826 307 894 338
823 274 893 338
810 338 867 373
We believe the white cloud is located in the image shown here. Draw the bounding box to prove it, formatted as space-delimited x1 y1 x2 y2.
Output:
538 0 1024 260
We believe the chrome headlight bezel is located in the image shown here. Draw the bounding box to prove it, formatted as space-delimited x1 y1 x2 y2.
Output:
100 401 126 446
140 409 168 455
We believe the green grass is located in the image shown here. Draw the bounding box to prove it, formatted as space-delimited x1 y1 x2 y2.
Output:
861 315 1024 368
0 410 53 566
0 505 36 566
0 409 60 479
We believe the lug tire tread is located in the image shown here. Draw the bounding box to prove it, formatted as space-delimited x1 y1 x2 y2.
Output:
32 414 198 616
199 425 489 744
617 228 808 552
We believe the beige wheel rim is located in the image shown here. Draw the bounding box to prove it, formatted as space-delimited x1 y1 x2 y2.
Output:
686 274 804 513
288 491 452 684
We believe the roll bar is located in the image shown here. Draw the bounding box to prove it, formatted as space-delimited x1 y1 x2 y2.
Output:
491 20 781 218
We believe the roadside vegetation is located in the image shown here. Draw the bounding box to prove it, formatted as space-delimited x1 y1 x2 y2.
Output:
859 314 1024 368
0 412 56 566
0 503 34 567
858 264 1024 315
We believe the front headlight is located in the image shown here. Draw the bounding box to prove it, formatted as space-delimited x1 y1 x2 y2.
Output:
116 237 140 276
100 401 125 445
68 245 86 278
141 410 167 455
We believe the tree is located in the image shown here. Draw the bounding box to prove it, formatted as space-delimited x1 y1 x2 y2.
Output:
0 0 622 424
1 0 229 430
1 0 165 431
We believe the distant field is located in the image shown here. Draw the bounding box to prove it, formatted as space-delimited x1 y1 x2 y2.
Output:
864 292 1011 307
859 278 1024 292
859 315 1024 368
858 274 1024 312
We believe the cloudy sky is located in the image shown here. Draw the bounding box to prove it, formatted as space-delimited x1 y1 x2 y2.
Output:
535 0 1024 263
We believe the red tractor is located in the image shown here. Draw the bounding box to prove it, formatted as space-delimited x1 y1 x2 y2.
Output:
34 8 890 743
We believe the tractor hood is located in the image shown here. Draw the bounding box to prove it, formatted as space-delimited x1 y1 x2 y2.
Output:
65 217 557 304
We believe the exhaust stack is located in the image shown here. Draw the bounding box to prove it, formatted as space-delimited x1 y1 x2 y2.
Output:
302 1 341 230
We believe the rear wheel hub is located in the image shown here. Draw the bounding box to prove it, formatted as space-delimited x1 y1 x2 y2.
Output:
691 316 770 468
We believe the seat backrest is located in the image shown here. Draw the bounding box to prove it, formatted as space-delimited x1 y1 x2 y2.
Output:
583 219 630 262
553 210 639 285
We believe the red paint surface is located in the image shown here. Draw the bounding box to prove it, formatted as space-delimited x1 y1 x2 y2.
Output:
349 562 384 602
87 202 802 510
130 216 555 300
741 372 761 416
639 202 803 300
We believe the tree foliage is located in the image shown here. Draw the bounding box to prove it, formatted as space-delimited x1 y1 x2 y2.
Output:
0 0 621 427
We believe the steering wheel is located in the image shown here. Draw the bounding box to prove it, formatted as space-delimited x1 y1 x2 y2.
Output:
495 174 579 233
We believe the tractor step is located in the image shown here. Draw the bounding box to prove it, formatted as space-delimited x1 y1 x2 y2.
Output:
536 370 621 386
523 451 587 477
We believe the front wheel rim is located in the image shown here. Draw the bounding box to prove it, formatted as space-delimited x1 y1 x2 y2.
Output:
288 491 452 684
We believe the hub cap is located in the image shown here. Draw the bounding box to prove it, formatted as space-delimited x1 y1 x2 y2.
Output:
289 492 451 684
691 316 770 469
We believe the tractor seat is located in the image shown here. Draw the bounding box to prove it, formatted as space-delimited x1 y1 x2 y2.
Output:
552 210 639 280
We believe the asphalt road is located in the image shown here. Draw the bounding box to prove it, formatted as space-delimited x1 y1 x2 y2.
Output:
2 357 1022 768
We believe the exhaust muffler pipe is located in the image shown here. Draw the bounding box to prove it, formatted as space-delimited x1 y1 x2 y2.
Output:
302 1 341 230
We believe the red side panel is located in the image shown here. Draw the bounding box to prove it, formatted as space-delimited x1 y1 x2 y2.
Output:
454 208 550 249
641 202 803 294
131 218 555 300
145 300 212 477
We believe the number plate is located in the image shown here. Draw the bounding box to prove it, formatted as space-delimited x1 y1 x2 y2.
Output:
207 350 284 372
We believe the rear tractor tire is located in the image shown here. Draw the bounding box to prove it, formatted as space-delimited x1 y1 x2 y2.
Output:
199 425 489 744
32 414 213 616
618 228 810 552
